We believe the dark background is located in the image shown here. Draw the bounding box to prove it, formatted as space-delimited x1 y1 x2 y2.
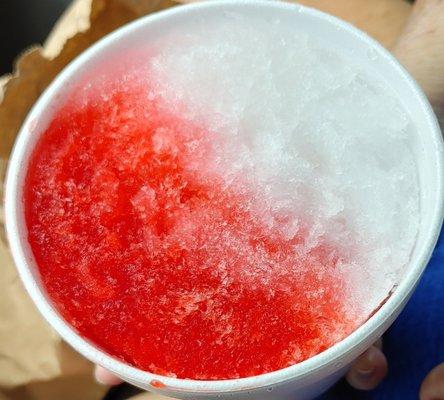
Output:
0 0 71 75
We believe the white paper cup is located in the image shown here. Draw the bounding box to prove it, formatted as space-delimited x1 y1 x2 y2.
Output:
5 1 444 399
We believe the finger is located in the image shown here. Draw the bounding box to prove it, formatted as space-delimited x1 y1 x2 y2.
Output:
94 365 124 386
373 337 383 351
346 345 388 391
420 363 444 400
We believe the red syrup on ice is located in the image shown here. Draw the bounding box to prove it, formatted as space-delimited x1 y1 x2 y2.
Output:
24 76 356 380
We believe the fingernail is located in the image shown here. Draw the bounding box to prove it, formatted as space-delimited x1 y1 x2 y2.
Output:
356 367 375 378
356 348 377 377
347 346 387 391
94 367 124 387
94 370 106 385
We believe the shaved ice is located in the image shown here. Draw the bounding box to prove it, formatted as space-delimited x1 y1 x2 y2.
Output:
24 13 419 379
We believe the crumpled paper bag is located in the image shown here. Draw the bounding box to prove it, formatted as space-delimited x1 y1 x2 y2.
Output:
0 0 411 399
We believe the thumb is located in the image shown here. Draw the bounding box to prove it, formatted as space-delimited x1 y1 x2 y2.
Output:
392 0 444 121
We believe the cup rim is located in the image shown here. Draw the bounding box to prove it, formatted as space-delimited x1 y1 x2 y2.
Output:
5 0 444 393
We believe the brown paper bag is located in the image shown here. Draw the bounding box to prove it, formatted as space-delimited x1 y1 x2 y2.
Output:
0 1 411 399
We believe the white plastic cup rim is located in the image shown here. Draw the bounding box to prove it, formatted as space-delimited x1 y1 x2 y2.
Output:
4 0 444 397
